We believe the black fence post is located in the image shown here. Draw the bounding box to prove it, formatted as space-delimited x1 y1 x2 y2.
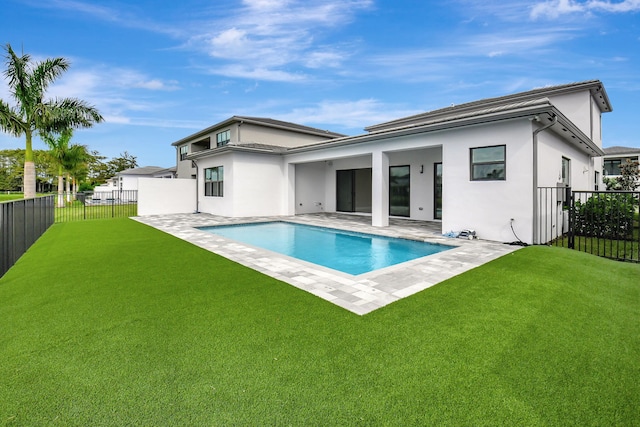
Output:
567 187 575 249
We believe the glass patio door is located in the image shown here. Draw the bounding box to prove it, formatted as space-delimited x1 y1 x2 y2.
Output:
434 163 442 220
389 165 410 217
336 168 372 213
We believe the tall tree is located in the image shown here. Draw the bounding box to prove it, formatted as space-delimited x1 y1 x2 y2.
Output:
0 43 103 199
63 143 89 200
42 129 73 207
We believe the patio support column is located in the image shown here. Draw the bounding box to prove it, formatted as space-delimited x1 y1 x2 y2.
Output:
372 150 389 227
284 162 296 216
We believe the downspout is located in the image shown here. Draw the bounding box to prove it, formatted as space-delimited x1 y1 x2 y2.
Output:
191 160 200 213
532 113 557 244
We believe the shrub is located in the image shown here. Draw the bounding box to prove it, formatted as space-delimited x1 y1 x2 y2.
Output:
572 193 638 240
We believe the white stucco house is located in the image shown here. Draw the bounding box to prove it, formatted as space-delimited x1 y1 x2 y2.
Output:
161 80 612 245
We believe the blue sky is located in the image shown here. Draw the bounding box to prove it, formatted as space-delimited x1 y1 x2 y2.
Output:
2 0 639 167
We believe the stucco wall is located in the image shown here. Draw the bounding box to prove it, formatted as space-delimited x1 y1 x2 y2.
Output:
548 91 592 138
231 152 285 216
196 153 235 217
295 162 327 214
441 120 534 243
138 178 196 215
240 123 335 148
537 130 594 190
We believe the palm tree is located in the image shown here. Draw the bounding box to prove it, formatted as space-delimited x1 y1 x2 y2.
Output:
63 144 89 202
0 43 103 199
42 129 73 207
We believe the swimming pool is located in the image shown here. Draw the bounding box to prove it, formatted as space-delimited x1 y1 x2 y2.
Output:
199 222 453 275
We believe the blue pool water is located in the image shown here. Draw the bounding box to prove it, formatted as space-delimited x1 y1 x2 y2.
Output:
199 222 452 275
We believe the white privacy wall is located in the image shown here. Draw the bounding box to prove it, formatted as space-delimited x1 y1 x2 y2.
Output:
137 178 196 215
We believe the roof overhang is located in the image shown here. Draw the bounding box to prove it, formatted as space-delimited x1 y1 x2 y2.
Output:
185 143 283 161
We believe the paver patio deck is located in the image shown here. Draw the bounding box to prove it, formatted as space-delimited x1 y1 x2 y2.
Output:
133 213 522 315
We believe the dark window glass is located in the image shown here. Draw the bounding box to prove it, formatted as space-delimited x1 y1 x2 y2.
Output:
470 145 505 181
390 165 410 217
204 166 224 197
216 130 230 147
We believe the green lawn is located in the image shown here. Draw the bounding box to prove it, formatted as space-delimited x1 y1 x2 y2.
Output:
1 219 638 426
0 193 25 202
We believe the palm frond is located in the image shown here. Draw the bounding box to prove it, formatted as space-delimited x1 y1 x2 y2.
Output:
30 56 70 95
3 44 31 102
46 98 104 130
0 99 27 137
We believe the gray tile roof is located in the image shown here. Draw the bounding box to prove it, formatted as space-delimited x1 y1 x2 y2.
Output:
118 166 168 175
603 146 640 155
235 116 345 138
366 80 611 132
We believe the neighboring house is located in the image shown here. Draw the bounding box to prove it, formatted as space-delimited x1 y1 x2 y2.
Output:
168 80 611 245
602 146 640 177
93 166 176 200
172 117 345 179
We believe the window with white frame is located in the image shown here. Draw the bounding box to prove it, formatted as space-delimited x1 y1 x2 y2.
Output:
179 145 188 160
204 166 224 197
216 130 231 147
470 145 506 181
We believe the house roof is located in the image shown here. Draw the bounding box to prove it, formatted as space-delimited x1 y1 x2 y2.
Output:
365 80 612 132
117 166 168 176
288 96 603 157
603 146 640 156
171 116 345 146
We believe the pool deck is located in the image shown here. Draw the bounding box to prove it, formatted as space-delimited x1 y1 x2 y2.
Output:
133 213 522 315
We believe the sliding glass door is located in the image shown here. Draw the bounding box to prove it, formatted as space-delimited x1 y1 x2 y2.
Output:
336 168 372 213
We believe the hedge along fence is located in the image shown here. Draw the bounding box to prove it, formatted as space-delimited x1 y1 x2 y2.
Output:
1 195 54 277
569 191 640 262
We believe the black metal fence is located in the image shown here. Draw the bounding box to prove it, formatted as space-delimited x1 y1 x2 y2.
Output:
538 187 640 262
1 195 54 277
55 190 137 223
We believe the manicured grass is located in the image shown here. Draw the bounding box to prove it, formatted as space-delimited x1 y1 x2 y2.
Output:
54 200 137 222
1 219 638 425
0 193 26 202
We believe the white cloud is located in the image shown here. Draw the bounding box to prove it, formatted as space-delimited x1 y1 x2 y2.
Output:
208 65 307 82
531 0 640 19
190 0 372 79
280 99 422 130
21 0 183 37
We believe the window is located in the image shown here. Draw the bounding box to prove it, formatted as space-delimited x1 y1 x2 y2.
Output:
179 145 188 161
604 157 639 176
594 171 600 191
389 165 410 217
470 145 505 180
216 130 231 147
561 157 570 186
204 166 224 197
603 159 621 176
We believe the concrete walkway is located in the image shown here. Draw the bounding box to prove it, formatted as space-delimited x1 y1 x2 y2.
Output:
133 213 521 315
